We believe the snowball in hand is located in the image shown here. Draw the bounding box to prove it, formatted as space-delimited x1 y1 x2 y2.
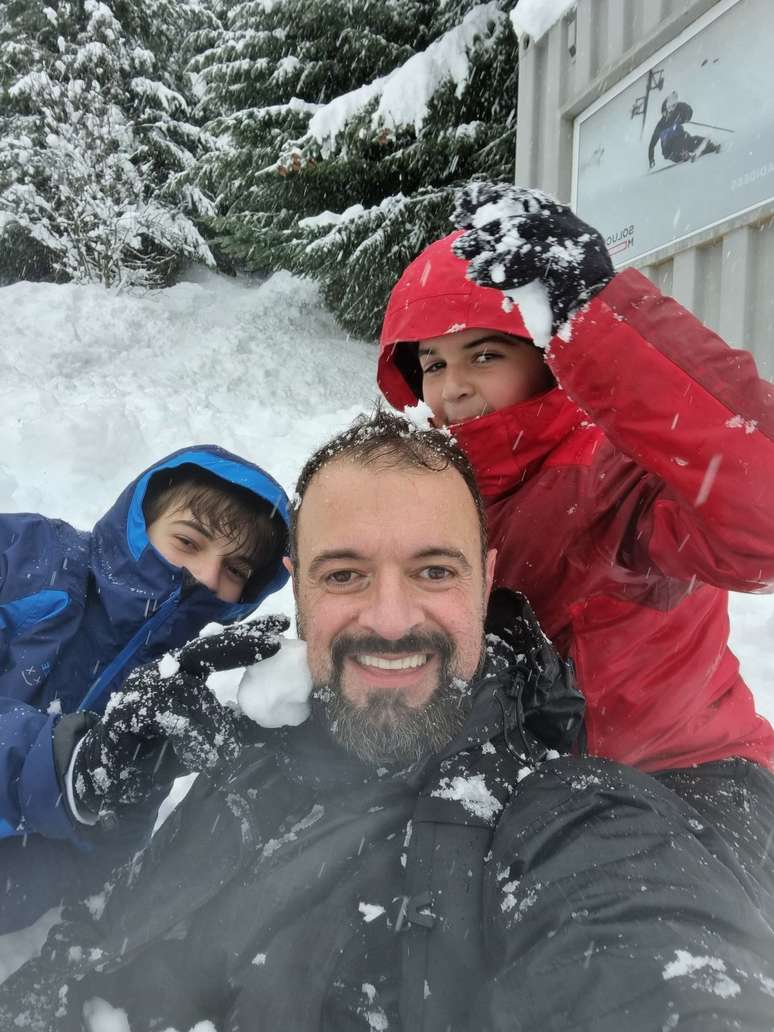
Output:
501 281 554 351
237 636 312 728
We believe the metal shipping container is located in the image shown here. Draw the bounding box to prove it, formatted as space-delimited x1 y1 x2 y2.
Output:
513 0 774 374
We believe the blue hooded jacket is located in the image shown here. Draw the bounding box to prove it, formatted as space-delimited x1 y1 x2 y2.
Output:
0 445 289 928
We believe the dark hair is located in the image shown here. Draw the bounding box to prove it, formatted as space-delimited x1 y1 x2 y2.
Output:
289 406 488 565
394 342 424 400
143 465 287 600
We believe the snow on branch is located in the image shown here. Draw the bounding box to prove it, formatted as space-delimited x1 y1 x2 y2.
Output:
130 78 188 115
307 2 508 153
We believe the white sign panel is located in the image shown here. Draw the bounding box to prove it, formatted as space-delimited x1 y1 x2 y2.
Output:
572 0 774 266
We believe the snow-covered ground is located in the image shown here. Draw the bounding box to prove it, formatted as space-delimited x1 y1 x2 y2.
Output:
0 267 772 990
0 267 376 530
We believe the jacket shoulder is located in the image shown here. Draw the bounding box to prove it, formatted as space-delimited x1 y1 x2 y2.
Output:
0 513 90 602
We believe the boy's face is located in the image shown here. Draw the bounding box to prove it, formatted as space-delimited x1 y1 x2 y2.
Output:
147 507 254 603
416 328 553 427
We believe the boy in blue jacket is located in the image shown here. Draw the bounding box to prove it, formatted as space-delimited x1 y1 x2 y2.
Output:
0 445 290 931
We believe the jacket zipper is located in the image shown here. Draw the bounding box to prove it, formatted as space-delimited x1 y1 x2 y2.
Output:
79 590 181 712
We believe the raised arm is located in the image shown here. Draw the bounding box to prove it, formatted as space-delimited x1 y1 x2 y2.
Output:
451 182 774 593
548 269 774 591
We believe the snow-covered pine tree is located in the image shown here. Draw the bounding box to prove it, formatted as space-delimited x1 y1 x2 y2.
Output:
193 0 518 338
188 0 436 282
0 0 214 287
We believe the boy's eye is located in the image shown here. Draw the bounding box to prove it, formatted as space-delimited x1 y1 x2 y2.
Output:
473 350 499 364
173 535 196 550
421 359 445 376
226 562 252 582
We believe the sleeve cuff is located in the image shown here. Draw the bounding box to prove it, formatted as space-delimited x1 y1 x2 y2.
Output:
65 734 99 826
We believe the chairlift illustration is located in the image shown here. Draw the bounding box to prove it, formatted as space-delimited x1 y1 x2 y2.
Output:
631 68 665 134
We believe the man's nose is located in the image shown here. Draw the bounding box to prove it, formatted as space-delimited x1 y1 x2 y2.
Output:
356 571 424 641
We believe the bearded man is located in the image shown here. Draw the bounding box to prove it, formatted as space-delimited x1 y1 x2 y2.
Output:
2 410 772 1032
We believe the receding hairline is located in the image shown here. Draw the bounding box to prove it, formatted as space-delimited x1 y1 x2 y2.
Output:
298 446 475 497
293 452 484 556
288 407 489 568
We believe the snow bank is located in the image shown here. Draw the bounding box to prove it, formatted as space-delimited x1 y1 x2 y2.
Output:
0 907 60 985
0 266 376 525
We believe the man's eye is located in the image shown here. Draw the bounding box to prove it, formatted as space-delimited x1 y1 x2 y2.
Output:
325 570 361 587
419 566 454 582
474 350 499 364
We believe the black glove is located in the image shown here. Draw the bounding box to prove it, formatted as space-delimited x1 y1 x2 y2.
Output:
452 181 614 333
176 613 290 677
67 614 290 820
486 588 584 754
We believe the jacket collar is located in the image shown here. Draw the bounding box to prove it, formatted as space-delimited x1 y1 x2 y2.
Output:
449 388 583 503
278 616 577 795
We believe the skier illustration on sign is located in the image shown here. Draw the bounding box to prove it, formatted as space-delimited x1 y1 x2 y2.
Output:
648 90 721 168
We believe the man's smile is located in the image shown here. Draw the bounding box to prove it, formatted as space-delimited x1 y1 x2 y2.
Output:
343 652 441 702
355 653 430 670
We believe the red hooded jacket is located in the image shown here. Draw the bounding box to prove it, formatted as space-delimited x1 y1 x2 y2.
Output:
378 232 774 773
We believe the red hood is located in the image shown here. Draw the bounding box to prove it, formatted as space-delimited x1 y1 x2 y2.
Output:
451 390 585 502
378 230 532 410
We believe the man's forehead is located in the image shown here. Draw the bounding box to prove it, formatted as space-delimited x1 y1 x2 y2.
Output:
296 457 479 548
301 455 471 505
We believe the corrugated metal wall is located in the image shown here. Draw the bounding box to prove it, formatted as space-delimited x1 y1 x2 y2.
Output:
513 0 774 375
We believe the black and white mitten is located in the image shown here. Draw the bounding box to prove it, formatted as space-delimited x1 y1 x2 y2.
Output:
62 614 290 821
68 665 243 818
176 614 289 677
452 182 614 334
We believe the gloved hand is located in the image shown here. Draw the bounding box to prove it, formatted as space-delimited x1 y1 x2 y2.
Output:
176 614 290 677
452 181 614 333
68 614 290 820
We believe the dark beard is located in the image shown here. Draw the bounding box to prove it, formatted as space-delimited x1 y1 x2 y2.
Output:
310 631 478 767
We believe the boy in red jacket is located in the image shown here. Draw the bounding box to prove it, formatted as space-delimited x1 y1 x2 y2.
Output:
378 182 774 896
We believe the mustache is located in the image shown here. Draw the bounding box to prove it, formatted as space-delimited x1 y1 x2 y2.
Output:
330 631 454 668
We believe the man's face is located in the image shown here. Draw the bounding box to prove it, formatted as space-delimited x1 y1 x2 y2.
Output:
289 458 495 765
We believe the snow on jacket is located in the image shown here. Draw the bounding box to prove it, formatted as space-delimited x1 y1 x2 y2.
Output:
2 608 772 1032
378 236 774 773
0 446 289 929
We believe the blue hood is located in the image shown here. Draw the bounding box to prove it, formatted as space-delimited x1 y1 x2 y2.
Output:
93 444 289 612
79 445 290 709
